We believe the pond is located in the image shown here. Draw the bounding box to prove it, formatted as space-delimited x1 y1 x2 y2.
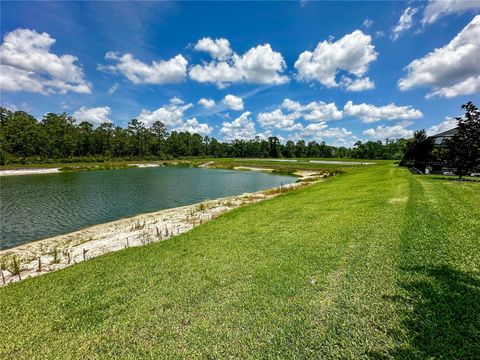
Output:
0 167 296 250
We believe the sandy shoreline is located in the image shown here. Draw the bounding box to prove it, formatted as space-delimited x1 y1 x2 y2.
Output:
0 168 61 176
0 170 328 286
0 163 163 176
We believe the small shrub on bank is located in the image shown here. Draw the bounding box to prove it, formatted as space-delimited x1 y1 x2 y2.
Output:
9 256 21 277
51 249 61 264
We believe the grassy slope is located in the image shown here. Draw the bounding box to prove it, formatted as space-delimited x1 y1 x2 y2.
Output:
1 164 479 358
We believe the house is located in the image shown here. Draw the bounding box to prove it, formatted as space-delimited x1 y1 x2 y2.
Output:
425 127 458 174
429 127 458 148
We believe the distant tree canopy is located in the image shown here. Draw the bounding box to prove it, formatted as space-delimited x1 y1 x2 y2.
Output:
0 107 407 165
446 102 480 178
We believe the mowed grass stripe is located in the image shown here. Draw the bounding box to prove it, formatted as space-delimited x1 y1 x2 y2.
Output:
1 165 478 358
391 175 480 359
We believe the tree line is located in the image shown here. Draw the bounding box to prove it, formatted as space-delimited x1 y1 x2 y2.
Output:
0 107 407 164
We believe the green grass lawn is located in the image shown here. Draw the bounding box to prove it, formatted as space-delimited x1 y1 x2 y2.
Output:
1 164 479 358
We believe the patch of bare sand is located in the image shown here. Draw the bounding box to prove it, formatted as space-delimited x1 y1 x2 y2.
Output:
0 168 60 176
233 166 275 172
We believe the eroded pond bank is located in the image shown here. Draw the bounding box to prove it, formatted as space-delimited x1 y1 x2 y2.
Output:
1 166 297 250
0 170 330 286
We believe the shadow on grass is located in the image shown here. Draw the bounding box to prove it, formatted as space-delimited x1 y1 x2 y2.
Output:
385 265 480 358
427 176 480 183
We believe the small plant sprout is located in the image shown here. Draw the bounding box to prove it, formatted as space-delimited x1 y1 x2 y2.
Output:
132 220 146 231
10 256 21 280
51 249 61 264
1 259 7 284
0 258 7 271
37 257 42 272
64 250 71 264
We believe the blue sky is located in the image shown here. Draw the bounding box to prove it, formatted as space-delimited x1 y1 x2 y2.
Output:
1 1 479 146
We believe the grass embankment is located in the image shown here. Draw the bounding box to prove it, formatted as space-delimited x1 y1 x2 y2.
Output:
1 164 479 358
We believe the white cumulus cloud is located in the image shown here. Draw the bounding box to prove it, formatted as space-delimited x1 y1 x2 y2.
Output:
426 117 459 136
294 30 377 90
282 98 343 122
256 98 343 132
198 98 216 109
222 94 244 111
194 37 232 60
303 101 343 122
363 19 373 28
136 97 211 135
391 7 419 40
234 44 289 85
344 101 423 123
73 106 112 126
0 28 91 94
426 75 480 98
282 98 304 112
422 0 480 25
100 52 187 85
188 61 241 88
399 16 480 98
175 118 212 135
107 82 119 95
363 121 414 140
301 122 328 136
342 76 375 91
257 109 303 131
189 41 288 87
137 97 193 128
302 123 357 147
220 111 257 141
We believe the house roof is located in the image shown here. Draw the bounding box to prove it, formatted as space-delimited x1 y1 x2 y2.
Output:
429 127 458 139
428 127 458 147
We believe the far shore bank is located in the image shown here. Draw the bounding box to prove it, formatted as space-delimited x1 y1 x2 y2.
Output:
0 168 61 176
0 163 162 176
0 169 328 286
0 157 378 176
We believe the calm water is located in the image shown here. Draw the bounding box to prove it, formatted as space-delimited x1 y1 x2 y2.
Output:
0 167 295 250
